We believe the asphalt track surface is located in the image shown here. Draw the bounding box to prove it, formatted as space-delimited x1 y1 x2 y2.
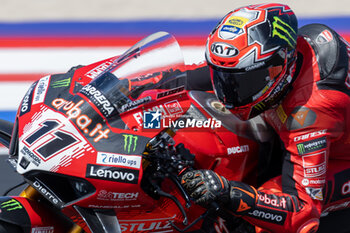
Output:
0 153 24 195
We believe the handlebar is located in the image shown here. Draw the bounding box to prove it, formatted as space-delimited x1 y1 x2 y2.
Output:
142 129 221 231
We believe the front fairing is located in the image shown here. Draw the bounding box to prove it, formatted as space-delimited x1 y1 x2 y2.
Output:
10 31 268 233
13 32 189 212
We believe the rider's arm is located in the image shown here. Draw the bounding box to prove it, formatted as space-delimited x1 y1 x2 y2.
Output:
239 105 345 233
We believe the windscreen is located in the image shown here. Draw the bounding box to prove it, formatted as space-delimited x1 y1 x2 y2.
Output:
82 32 187 117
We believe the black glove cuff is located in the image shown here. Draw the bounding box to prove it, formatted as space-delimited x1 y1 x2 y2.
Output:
228 181 257 215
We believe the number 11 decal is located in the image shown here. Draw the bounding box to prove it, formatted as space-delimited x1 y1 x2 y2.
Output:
24 119 80 160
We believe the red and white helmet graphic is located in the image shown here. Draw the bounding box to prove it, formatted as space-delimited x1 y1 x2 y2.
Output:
205 3 298 120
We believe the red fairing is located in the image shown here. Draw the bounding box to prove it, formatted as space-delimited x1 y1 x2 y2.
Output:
14 197 73 232
13 32 264 232
242 36 350 232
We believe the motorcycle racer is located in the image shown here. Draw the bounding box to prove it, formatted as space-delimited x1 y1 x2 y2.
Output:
180 3 350 233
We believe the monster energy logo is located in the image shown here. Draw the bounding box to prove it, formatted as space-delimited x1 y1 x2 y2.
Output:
297 144 305 154
296 137 327 155
123 134 138 153
0 199 23 211
272 16 296 48
254 102 266 111
51 78 71 88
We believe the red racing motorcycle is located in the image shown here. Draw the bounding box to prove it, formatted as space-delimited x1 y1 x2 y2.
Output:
0 32 273 233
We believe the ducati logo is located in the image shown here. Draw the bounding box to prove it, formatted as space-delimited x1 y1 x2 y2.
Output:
211 42 239 57
316 30 333 44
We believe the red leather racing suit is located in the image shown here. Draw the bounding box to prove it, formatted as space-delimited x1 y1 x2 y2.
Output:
239 24 350 233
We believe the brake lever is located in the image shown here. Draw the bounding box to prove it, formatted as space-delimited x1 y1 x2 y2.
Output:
169 202 220 232
154 187 188 225
168 173 192 208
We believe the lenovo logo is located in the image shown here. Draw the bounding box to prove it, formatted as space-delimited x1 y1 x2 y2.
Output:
248 209 286 225
86 164 139 184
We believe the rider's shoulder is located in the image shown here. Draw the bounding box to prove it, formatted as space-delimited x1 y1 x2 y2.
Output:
297 23 349 82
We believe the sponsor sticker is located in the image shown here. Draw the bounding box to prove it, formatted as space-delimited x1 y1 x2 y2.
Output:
86 164 139 184
119 96 152 113
227 16 248 27
272 17 297 48
80 84 117 118
219 16 249 40
210 42 239 57
32 180 63 207
20 146 41 166
294 129 327 142
248 209 286 225
31 227 54 233
302 151 327 178
85 61 113 79
52 98 110 142
97 190 139 201
96 152 141 169
88 204 141 209
316 29 334 44
276 104 287 124
20 82 36 116
51 78 71 88
296 137 327 155
0 199 23 211
258 193 287 210
287 106 317 130
164 100 183 115
119 216 176 232
33 75 50 105
227 145 249 155
306 187 324 200
157 86 185 99
302 178 326 186
122 134 139 154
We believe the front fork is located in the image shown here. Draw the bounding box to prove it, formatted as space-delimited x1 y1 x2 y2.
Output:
19 185 84 233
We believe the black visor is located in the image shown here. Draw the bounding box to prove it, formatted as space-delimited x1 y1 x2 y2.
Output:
210 54 286 108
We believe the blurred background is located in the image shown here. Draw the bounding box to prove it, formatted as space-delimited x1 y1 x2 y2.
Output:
0 0 349 193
